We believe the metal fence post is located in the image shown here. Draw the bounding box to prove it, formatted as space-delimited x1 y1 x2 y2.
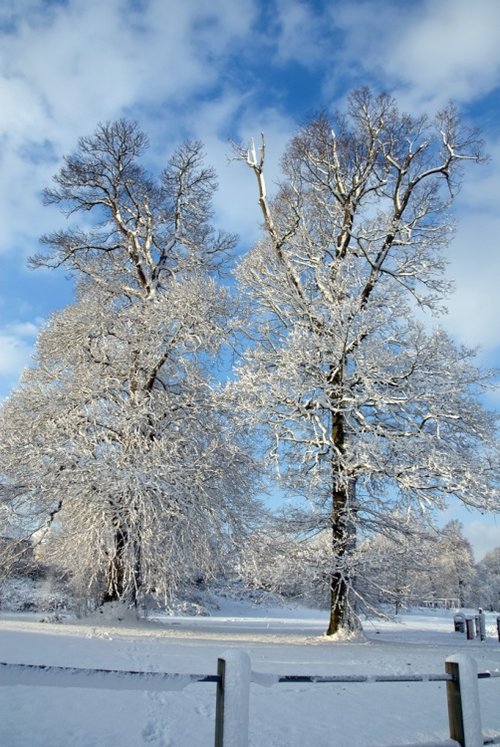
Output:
445 654 483 747
214 650 251 747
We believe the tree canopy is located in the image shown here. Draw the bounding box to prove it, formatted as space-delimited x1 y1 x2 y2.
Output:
233 89 499 634
0 123 259 609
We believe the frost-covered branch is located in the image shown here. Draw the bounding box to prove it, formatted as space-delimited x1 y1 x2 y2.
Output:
233 88 498 635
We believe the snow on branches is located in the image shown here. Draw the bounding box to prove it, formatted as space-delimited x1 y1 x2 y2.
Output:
0 123 259 611
232 88 499 634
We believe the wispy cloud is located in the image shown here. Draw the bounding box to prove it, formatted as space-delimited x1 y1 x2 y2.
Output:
386 0 500 108
0 0 260 253
273 0 328 67
328 0 500 110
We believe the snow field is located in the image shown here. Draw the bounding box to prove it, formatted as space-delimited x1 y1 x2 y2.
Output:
0 605 499 746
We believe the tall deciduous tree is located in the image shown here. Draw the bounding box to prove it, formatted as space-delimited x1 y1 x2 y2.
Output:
357 516 436 615
476 547 500 611
0 121 258 609
431 521 476 607
234 89 499 635
359 519 477 612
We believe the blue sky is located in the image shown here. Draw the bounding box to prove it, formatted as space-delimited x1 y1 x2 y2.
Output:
0 0 499 558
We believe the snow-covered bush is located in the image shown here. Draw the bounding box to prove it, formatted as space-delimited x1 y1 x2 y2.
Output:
0 574 73 614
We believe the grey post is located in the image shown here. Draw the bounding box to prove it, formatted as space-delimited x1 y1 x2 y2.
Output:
445 654 483 747
465 617 475 640
214 650 251 747
478 609 486 642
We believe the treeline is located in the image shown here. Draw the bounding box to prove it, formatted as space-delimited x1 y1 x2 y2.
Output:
238 520 500 613
2 519 498 616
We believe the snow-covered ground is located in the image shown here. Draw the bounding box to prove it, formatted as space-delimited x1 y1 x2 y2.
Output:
0 600 499 746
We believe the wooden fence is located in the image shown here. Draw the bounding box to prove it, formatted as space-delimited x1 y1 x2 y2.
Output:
0 652 499 746
215 651 500 747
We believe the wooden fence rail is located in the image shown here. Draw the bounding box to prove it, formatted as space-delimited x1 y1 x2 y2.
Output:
0 661 218 691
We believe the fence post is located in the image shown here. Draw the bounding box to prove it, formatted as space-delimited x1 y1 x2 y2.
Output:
465 617 475 640
214 650 251 747
445 654 482 747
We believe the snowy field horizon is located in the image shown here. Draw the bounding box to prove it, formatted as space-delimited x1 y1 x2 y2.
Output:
1 597 499 746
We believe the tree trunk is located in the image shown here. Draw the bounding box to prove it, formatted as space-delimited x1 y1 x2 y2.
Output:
102 523 128 604
326 484 354 635
102 519 141 607
326 383 358 636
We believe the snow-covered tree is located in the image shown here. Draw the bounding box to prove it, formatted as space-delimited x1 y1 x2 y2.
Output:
359 519 477 612
476 547 500 611
0 122 259 609
237 518 332 604
429 521 476 607
356 516 436 614
234 89 499 635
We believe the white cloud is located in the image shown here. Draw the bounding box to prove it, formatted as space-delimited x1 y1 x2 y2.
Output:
274 0 327 67
0 333 32 376
0 318 41 398
0 0 256 139
329 0 500 111
457 137 500 215
0 320 38 376
0 0 258 254
386 0 500 106
462 519 500 561
2 0 229 130
6 321 39 338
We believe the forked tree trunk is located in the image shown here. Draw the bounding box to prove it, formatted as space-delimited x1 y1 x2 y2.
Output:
102 520 141 607
102 523 128 604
